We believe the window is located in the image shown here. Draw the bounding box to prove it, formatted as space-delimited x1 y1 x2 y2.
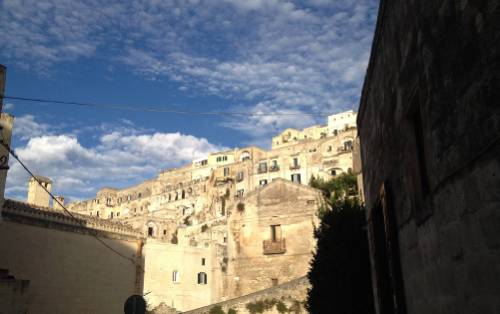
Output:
148 227 154 237
223 167 230 176
344 140 353 151
197 272 208 285
258 162 267 172
291 173 301 183
270 225 282 242
172 270 179 283
259 179 268 186
201 258 206 266
237 171 244 181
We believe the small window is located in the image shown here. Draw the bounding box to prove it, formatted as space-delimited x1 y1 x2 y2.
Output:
237 171 244 181
291 173 301 183
270 225 282 242
197 272 208 285
148 227 154 237
172 270 179 283
201 258 206 266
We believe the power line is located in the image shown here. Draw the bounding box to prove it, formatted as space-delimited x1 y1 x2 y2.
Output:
2 95 332 117
0 140 145 273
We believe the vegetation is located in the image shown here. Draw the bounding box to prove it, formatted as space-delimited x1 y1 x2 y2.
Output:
307 174 374 314
276 301 288 313
209 305 225 314
245 299 277 314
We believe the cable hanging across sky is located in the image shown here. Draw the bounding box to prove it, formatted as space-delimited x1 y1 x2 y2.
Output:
2 95 333 117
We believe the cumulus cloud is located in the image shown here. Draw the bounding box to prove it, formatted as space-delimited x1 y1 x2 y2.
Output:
5 119 224 201
1 0 377 142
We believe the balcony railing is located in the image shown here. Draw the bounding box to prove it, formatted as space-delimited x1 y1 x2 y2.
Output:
289 164 300 170
257 167 268 174
269 166 280 172
263 239 286 255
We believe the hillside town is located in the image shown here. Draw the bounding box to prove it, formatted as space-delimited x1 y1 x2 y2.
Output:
0 1 499 314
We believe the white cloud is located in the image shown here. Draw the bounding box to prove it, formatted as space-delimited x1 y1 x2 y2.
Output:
5 124 224 201
12 115 52 140
1 0 378 142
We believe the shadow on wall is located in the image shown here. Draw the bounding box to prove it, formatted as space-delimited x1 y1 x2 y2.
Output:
0 216 145 314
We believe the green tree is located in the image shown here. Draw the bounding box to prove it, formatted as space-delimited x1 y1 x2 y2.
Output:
306 199 374 314
307 174 373 314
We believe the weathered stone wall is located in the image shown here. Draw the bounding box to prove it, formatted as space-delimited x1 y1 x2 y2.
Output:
0 204 143 313
227 179 320 298
142 240 219 312
182 276 309 314
358 1 500 313
0 269 30 314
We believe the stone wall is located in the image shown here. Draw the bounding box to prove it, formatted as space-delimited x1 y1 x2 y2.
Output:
0 201 143 313
182 276 309 314
358 1 500 313
226 179 320 298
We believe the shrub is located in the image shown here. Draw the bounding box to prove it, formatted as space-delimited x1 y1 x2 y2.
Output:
209 305 225 314
276 301 288 313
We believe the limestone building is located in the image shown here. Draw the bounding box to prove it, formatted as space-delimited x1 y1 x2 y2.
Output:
358 1 500 314
63 110 358 311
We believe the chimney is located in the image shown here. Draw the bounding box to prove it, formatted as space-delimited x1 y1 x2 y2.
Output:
53 196 65 211
27 176 52 208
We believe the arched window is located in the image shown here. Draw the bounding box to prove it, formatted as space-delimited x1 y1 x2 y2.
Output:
197 272 207 285
172 270 179 283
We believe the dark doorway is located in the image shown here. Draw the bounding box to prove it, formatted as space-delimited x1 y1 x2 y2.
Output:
367 183 406 314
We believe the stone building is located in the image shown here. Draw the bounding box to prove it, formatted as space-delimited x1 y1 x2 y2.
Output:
61 110 358 311
358 1 500 314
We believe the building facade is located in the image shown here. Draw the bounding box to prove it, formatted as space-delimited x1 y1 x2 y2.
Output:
358 1 500 314
62 111 358 311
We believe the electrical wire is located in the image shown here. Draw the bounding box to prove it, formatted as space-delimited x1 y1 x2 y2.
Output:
0 140 145 273
2 95 332 117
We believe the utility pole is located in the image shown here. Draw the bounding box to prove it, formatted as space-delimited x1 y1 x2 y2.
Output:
0 64 5 112
0 65 14 222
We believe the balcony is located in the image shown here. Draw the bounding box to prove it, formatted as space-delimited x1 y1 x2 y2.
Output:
257 167 268 174
289 164 300 170
269 165 280 172
263 239 286 255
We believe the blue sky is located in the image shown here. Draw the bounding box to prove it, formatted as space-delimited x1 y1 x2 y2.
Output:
0 0 378 201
